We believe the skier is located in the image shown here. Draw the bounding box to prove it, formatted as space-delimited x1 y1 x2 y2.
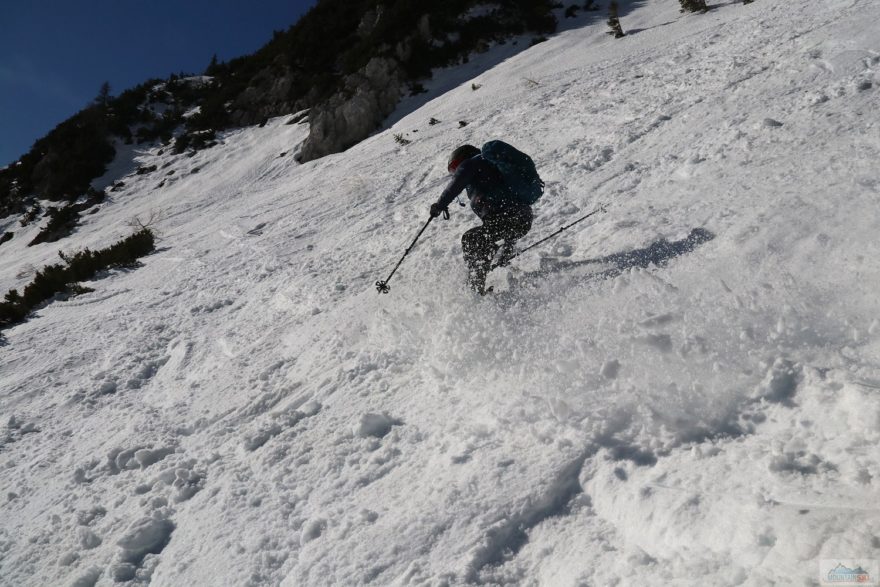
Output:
429 143 537 295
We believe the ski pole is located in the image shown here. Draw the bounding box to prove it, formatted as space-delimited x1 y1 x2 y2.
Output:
376 210 447 294
493 204 607 269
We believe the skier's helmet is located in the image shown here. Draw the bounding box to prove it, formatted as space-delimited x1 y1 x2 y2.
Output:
448 144 480 173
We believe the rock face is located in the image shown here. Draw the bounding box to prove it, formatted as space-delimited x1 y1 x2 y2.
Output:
229 63 300 127
298 57 404 163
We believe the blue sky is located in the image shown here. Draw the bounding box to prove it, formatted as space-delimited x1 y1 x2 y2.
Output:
0 0 318 166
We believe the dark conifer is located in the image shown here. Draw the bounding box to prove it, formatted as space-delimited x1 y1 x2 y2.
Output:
95 82 112 107
206 54 220 75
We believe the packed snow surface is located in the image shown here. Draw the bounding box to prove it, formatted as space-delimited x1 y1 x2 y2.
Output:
2 0 879 585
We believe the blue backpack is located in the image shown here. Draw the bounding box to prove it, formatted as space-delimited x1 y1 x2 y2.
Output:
481 140 545 205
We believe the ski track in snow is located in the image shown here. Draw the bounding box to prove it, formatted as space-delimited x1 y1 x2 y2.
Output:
1 0 880 585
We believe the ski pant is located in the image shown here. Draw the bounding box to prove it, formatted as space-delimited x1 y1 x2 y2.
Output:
461 207 532 293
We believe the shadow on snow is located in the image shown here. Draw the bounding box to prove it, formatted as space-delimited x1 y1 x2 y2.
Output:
512 227 715 288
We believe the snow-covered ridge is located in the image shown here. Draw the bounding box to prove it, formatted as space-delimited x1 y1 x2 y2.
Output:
1 0 879 585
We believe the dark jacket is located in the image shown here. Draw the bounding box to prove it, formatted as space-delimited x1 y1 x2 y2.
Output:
437 155 529 220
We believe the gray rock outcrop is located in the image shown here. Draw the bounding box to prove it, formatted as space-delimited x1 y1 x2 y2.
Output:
228 60 301 127
298 57 404 163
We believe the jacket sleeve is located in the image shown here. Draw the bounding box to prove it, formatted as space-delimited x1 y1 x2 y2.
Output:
435 158 477 209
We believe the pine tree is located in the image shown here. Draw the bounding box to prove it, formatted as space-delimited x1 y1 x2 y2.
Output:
206 53 220 75
95 82 112 107
607 1 625 38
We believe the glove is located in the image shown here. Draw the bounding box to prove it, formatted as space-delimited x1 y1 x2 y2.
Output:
429 202 447 218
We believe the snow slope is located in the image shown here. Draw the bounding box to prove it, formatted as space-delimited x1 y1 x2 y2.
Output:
2 0 879 585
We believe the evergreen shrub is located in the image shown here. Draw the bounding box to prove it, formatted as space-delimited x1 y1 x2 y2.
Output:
0 228 155 330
